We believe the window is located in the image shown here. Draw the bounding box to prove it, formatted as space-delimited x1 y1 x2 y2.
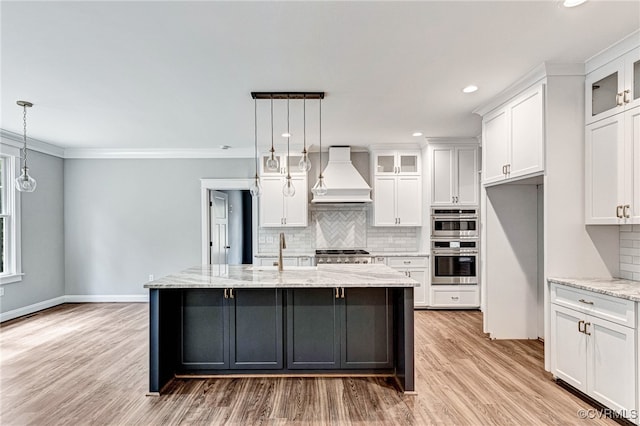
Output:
0 145 22 284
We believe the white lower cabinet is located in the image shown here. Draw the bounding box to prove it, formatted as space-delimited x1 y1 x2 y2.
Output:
430 286 480 308
384 256 429 308
256 256 314 267
550 284 637 423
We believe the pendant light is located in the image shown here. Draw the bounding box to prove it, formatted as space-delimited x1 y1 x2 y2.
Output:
282 98 295 197
249 98 262 197
312 97 327 196
298 96 312 172
265 98 279 171
15 101 37 193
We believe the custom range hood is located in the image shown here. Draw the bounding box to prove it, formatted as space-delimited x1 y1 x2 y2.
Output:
312 146 372 203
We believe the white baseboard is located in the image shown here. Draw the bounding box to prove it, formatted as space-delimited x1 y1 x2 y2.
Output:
65 294 149 303
1 294 149 323
0 296 66 322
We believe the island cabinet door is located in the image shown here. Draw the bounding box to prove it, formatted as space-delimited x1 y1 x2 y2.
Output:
286 288 341 369
181 289 229 370
341 288 394 369
229 289 283 369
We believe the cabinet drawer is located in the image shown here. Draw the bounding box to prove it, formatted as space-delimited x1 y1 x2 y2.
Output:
387 257 428 268
551 283 635 327
431 288 479 307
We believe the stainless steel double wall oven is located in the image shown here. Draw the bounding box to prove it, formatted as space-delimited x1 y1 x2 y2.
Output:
431 208 478 286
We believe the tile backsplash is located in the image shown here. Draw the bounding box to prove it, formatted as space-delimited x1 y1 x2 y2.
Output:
258 205 419 253
620 225 640 281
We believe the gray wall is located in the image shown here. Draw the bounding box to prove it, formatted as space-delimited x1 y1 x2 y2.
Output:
1 151 65 311
64 158 252 296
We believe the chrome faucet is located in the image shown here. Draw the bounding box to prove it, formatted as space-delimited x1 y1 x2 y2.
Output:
278 232 286 272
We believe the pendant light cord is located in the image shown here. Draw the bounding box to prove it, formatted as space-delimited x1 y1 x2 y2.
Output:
270 98 275 156
286 98 291 178
22 105 28 169
318 97 322 178
254 98 258 176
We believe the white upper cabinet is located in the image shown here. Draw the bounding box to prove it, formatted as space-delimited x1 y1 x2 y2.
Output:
371 149 422 226
260 153 306 176
481 84 545 185
586 48 640 125
259 175 308 227
585 41 640 225
586 106 640 225
373 151 420 176
431 144 479 206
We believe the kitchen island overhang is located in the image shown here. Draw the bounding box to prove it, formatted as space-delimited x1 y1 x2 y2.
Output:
144 264 417 394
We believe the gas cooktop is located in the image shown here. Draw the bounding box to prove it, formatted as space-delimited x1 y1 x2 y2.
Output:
315 249 370 256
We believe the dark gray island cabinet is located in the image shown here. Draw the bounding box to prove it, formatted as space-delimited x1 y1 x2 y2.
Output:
145 264 417 394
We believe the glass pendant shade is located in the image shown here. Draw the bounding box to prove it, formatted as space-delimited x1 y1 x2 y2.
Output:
312 175 327 196
250 175 262 197
298 153 312 172
16 166 37 192
266 154 279 171
282 176 296 197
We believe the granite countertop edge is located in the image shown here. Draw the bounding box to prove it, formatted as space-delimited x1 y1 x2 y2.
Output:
145 264 419 289
548 277 640 302
254 251 429 257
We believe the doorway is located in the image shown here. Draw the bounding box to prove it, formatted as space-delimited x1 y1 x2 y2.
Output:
200 179 258 266
210 189 253 265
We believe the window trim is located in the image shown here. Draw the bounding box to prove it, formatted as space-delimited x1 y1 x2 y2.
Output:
0 144 23 285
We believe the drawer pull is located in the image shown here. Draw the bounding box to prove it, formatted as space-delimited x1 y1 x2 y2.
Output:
403 260 411 264
451 296 459 301
578 299 594 305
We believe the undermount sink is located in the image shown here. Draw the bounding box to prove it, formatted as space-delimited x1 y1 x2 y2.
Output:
247 266 318 272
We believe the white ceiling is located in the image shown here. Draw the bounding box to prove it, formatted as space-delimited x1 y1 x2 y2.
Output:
1 1 639 155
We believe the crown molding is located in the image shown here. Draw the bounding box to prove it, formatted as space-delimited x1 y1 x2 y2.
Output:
425 137 479 146
0 129 65 158
585 29 640 74
63 147 255 159
472 62 584 117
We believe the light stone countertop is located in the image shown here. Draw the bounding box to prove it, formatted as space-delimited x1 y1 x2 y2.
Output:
144 264 418 289
369 252 430 258
254 252 315 258
254 252 429 258
548 277 640 302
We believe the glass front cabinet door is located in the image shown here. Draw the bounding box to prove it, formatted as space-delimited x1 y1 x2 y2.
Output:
586 48 640 124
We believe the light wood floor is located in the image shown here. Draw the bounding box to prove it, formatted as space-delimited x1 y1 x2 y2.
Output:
0 303 617 425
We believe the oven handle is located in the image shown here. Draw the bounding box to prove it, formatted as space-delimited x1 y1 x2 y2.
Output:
431 250 478 255
432 216 478 220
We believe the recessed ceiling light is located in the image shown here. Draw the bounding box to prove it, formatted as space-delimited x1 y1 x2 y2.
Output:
412 132 423 137
563 0 587 7
219 145 231 150
462 85 478 93
282 132 291 138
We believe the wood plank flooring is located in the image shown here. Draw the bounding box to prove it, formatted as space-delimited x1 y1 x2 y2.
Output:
0 304 618 425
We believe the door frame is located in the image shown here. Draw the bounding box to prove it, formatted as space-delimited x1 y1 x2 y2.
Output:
200 179 258 265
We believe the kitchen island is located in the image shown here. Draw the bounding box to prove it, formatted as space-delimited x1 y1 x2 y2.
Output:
144 264 417 394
